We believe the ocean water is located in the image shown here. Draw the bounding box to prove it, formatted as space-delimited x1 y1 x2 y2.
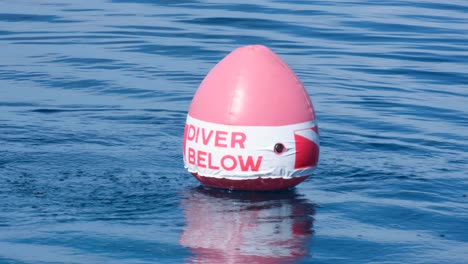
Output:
0 0 467 263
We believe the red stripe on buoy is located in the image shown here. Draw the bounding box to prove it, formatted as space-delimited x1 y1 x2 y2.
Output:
294 130 319 169
192 173 309 191
311 125 319 135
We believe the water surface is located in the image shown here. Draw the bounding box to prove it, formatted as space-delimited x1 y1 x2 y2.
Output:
1 1 467 263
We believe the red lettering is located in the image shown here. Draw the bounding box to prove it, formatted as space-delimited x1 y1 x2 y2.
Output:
215 131 228 147
183 124 188 157
188 147 196 164
188 150 262 172
221 155 237 171
187 124 196 141
238 156 262 171
202 128 214 145
195 126 200 143
208 152 220 170
231 132 246 149
187 126 248 149
197 150 207 168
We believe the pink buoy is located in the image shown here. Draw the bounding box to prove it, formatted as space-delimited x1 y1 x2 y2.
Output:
183 45 319 191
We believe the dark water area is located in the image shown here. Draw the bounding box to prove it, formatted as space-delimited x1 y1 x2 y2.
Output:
0 1 467 263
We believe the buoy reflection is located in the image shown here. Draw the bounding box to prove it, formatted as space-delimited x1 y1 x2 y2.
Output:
180 187 315 263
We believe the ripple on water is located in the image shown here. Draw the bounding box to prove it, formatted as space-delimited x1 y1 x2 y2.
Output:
0 0 467 263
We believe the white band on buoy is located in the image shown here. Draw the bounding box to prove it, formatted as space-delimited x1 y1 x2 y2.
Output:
183 115 319 180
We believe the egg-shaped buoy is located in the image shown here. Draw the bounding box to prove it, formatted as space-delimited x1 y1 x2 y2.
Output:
183 45 319 191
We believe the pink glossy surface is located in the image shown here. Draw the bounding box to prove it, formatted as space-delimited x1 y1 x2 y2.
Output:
189 45 316 126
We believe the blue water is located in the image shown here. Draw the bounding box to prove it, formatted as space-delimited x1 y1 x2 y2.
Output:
1 1 467 263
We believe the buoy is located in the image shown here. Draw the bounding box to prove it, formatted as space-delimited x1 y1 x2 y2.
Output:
183 45 319 191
